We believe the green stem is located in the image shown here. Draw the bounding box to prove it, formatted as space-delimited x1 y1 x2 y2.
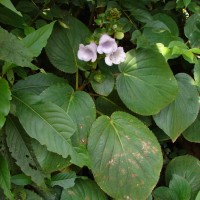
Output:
75 69 79 90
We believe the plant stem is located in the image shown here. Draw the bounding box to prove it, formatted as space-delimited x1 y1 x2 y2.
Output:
75 69 79 90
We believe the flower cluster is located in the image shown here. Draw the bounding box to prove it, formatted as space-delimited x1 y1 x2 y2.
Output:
77 34 126 66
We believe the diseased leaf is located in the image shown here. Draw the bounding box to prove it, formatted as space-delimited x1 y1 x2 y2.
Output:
88 111 163 199
153 73 199 141
5 116 46 186
0 155 13 200
116 49 178 115
0 78 11 129
60 178 108 200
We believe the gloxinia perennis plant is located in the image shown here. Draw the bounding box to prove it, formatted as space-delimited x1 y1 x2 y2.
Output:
77 34 126 66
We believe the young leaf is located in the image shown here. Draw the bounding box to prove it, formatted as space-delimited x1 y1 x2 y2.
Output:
11 174 32 186
46 15 91 73
5 116 46 186
88 111 163 199
116 49 178 116
0 155 13 200
194 59 200 93
169 175 191 200
153 73 199 142
50 171 76 189
12 73 66 95
23 21 55 57
60 178 108 200
0 78 11 129
165 155 200 199
0 28 33 68
13 93 77 158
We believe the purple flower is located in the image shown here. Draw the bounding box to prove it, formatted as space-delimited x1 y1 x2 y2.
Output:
105 47 126 66
77 42 97 62
97 34 118 54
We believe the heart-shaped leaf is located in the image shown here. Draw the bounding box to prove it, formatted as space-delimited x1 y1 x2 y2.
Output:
153 73 199 141
116 49 178 115
88 111 163 199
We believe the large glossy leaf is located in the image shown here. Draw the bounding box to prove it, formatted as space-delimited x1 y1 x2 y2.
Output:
0 28 33 68
183 112 200 143
60 178 108 200
165 155 200 199
5 116 46 186
88 111 163 199
116 49 178 115
40 84 96 145
0 78 11 129
46 15 91 73
23 21 55 57
31 140 70 174
153 73 199 141
13 93 77 158
0 155 13 200
12 73 66 95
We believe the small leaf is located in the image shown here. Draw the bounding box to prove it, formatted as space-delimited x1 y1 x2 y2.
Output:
46 15 91 73
5 116 46 186
60 178 108 200
169 174 191 200
11 174 32 186
23 21 55 57
0 155 13 200
153 73 199 141
88 111 163 199
165 155 200 199
194 59 200 93
51 171 76 189
116 49 178 115
0 78 11 129
25 190 43 200
0 28 33 68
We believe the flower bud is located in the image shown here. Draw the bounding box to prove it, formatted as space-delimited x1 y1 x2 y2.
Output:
114 32 124 40
93 73 105 83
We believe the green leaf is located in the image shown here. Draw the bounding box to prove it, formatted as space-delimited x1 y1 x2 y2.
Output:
153 187 178 200
23 21 55 57
25 190 43 200
0 155 13 200
183 112 200 143
50 171 76 189
12 73 66 95
11 174 32 186
169 174 191 200
165 155 200 199
0 28 34 68
196 191 200 200
116 49 178 116
0 0 22 16
31 140 70 174
88 111 163 199
194 59 200 93
5 116 46 186
183 0 191 7
13 93 77 158
0 78 11 129
90 69 114 96
60 178 108 200
40 84 96 145
153 73 199 141
46 15 91 73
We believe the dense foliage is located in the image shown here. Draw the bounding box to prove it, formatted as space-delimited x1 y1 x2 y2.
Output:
0 0 200 199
